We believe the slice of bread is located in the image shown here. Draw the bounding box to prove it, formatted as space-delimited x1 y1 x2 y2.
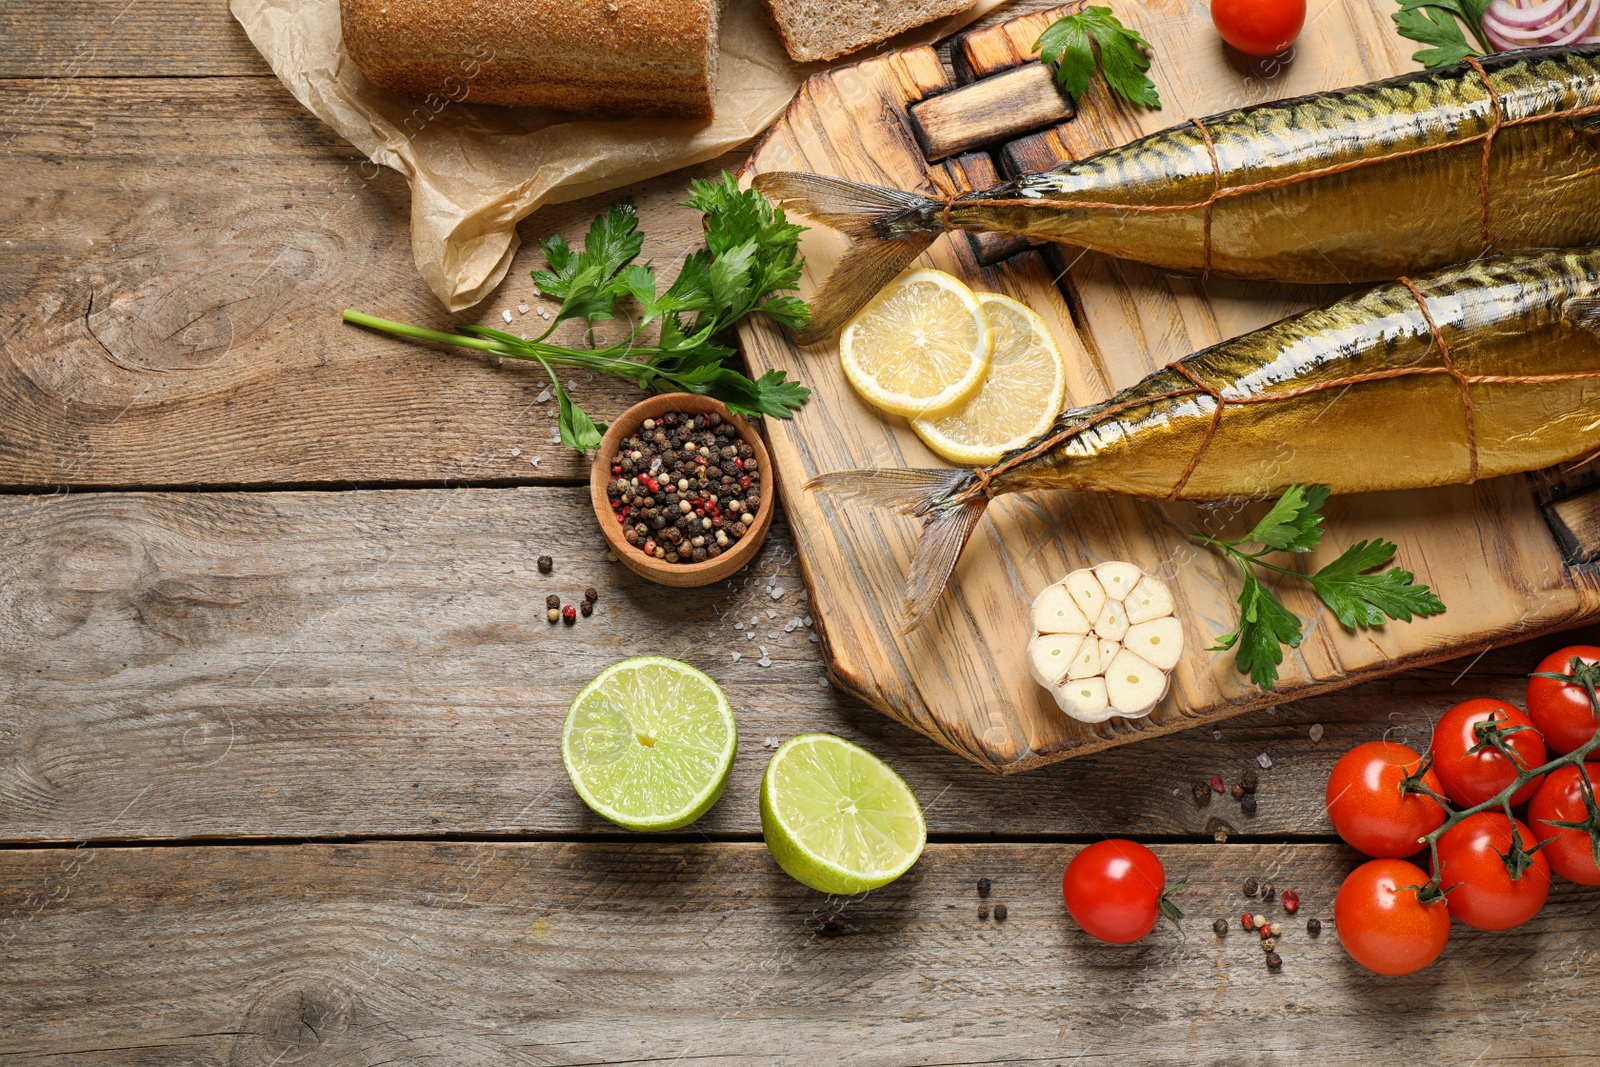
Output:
762 0 976 63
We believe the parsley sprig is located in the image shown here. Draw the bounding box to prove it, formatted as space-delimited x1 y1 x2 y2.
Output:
343 173 812 452
1036 6 1161 111
1195 485 1447 690
1391 0 1490 68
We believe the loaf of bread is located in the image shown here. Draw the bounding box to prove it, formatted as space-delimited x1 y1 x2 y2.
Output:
761 0 975 63
340 0 722 119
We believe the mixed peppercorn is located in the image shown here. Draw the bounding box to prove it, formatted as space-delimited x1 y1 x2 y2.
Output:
605 411 762 565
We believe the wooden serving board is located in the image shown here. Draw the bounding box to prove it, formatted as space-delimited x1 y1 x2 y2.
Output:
736 0 1600 774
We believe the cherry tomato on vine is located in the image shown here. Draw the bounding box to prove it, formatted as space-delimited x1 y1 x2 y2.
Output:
1430 698 1546 807
1210 0 1306 57
1334 858 1450 976
1434 812 1551 930
1062 839 1181 944
1526 645 1600 755
1530 765 1600 886
1325 741 1447 858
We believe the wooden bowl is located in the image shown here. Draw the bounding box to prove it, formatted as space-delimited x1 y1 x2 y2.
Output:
590 393 775 588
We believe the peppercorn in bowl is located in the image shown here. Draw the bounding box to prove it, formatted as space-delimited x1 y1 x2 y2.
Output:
591 393 774 587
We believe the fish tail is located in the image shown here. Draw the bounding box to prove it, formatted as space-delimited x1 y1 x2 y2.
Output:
753 173 943 344
808 467 990 632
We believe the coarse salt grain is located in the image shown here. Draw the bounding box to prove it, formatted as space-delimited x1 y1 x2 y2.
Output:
765 609 777 619
770 587 785 600
518 302 529 315
734 622 744 631
763 737 780 749
537 308 550 319
510 447 521 457
1309 723 1324 742
784 620 798 633
758 646 768 657
803 616 813 627
531 457 541 468
731 651 741 662
1257 752 1273 769
808 633 817 642
536 390 552 403
767 631 779 639
758 657 772 668
501 309 513 323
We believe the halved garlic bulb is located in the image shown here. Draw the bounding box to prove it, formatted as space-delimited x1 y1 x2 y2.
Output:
1024 563 1184 722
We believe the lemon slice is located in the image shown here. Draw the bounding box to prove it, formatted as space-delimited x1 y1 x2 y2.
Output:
911 293 1067 465
838 268 993 418
561 657 737 831
760 733 926 895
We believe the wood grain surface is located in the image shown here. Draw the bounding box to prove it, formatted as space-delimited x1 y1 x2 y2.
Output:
737 1 1600 773
6 1 1600 1061
4 840 1597 1065
1 484 1591 844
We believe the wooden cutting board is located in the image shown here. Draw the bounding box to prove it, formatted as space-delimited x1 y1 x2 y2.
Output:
735 0 1600 774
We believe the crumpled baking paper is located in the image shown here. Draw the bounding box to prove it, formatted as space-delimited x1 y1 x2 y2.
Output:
231 0 1011 310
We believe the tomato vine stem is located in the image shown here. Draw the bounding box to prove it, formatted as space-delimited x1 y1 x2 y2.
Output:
1411 658 1600 903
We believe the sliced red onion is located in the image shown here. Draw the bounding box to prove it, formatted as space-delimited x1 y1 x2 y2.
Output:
1482 0 1589 41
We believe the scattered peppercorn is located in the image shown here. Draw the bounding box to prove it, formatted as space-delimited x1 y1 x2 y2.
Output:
1243 877 1259 898
579 600 594 617
1265 951 1282 971
978 904 990 920
1269 921 1282 937
1306 917 1322 937
545 594 561 610
977 877 992 897
1213 918 1228 937
993 904 1008 922
1210 775 1225 793
1259 924 1272 940
1192 780 1211 804
546 608 559 624
1230 782 1245 799
1207 817 1234 843
537 555 553 574
1281 890 1300 914
584 587 598 602
1261 937 1277 952
1241 769 1259 794
561 604 577 625
1241 913 1255 931
1253 913 1267 930
1241 794 1258 816
1260 882 1275 902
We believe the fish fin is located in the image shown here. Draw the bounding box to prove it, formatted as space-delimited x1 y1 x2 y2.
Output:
808 466 990 631
1562 296 1600 333
902 494 990 634
753 173 943 344
807 467 973 515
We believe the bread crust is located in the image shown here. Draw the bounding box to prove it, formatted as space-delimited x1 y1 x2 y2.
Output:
341 0 721 119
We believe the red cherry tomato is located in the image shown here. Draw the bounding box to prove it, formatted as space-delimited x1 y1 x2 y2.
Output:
1530 765 1600 886
1526 645 1600 755
1325 741 1447 858
1062 839 1176 944
1210 0 1306 57
1334 858 1450 976
1431 698 1546 807
1435 812 1552 930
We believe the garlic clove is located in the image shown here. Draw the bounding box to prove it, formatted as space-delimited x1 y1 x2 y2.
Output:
1093 597 1128 643
1030 584 1091 635
1064 568 1106 620
1125 575 1175 625
1123 616 1183 671
1099 637 1121 667
1093 561 1143 601
1028 633 1085 688
1055 675 1109 720
1105 648 1168 715
1065 632 1106 679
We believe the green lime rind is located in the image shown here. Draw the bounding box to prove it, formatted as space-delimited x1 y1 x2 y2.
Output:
561 656 736 832
759 733 926 895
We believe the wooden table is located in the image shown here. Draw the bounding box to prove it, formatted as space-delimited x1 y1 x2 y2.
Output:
3 3 1597 1062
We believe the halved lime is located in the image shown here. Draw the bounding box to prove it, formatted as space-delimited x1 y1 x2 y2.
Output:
561 656 737 831
759 733 926 894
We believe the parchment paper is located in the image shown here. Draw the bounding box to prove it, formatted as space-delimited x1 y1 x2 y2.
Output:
231 0 1011 310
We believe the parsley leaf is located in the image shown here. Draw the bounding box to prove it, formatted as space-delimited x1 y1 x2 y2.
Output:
344 171 813 451
1037 7 1161 111
1196 485 1448 690
1308 539 1447 628
1244 483 1330 553
1391 0 1489 68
